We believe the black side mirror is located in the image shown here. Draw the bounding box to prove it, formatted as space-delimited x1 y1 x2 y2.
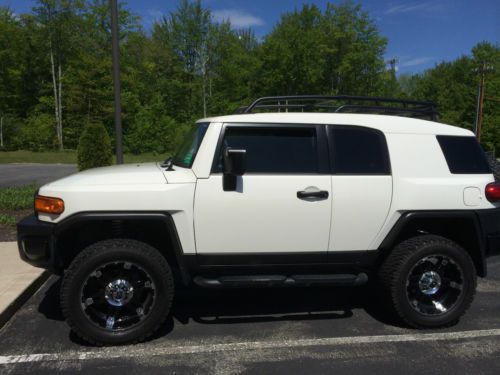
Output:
223 148 246 176
223 148 246 191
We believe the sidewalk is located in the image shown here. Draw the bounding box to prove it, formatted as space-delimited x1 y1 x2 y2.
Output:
0 242 48 326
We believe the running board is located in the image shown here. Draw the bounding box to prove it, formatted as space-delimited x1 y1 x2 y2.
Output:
193 273 368 288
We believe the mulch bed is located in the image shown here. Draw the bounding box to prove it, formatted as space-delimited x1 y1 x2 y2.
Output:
0 209 32 242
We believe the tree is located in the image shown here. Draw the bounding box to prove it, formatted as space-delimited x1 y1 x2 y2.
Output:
258 5 325 95
257 1 387 96
77 121 112 170
33 0 85 150
164 0 210 116
321 1 387 95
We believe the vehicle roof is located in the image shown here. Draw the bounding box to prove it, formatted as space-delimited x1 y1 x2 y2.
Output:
197 113 473 136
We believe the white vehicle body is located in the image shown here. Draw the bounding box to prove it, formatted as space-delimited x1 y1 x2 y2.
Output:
36 113 496 256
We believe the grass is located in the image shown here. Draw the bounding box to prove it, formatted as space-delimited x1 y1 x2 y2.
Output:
0 150 167 164
0 214 16 225
0 184 39 210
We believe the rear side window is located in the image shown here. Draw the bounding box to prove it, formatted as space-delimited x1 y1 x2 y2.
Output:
437 135 491 174
329 126 391 175
214 126 318 174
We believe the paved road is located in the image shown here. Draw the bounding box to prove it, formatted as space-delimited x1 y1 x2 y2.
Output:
0 164 77 188
1 256 499 374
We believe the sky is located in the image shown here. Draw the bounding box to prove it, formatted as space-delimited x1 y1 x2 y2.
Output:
1 0 499 75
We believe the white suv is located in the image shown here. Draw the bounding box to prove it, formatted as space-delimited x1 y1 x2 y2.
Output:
17 96 500 345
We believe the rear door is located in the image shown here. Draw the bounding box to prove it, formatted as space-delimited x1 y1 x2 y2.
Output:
194 124 332 254
328 125 393 251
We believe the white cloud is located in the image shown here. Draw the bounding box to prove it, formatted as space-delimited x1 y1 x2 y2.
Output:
400 56 434 67
384 2 443 15
212 9 264 28
145 9 164 24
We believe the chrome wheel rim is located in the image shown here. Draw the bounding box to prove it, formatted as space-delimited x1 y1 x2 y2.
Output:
406 255 464 316
80 261 156 331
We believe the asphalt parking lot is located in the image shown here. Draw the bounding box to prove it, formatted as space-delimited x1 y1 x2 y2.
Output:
0 164 77 188
1 256 499 374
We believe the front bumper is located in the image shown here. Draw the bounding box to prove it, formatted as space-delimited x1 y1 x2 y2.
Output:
17 214 57 271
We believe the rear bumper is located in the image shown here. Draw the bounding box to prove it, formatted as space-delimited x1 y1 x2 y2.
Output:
476 208 500 257
17 214 57 271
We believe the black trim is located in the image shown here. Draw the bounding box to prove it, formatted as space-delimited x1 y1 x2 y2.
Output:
186 251 379 277
476 208 500 257
18 208 500 286
379 209 500 277
17 214 56 270
18 212 190 284
193 273 368 288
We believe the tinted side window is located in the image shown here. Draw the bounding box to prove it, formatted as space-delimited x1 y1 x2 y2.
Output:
330 126 390 175
437 135 491 174
215 127 318 173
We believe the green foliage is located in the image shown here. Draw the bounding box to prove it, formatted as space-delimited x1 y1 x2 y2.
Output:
0 214 16 225
77 122 112 170
0 184 38 209
0 1 498 156
19 112 58 151
403 42 500 151
125 96 181 154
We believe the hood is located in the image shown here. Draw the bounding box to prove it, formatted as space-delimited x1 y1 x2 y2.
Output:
46 163 168 187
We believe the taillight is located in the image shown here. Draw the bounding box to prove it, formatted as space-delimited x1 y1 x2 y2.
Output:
35 195 65 214
485 182 500 202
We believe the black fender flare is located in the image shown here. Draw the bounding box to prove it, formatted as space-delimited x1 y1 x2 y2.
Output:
54 211 190 285
379 210 486 277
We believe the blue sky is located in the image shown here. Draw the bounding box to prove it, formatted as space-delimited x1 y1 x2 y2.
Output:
2 0 499 74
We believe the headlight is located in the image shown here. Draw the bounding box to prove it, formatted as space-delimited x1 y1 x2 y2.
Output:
35 195 65 214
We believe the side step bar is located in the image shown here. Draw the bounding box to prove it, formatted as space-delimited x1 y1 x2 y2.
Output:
193 273 368 289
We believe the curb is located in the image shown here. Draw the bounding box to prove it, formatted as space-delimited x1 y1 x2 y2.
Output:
0 271 51 329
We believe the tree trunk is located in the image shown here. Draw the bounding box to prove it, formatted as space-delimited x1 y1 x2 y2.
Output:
58 63 63 150
202 75 207 118
0 115 3 148
50 46 61 149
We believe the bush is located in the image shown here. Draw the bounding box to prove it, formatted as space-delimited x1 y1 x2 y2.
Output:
77 122 112 171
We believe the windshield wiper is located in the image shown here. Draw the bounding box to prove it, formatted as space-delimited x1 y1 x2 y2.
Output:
161 157 174 171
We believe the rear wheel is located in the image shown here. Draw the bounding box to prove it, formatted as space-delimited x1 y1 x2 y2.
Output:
379 235 476 328
61 239 174 345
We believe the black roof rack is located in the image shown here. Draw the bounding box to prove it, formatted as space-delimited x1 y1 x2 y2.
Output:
235 95 439 121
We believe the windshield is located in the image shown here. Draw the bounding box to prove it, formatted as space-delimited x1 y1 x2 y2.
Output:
172 122 209 168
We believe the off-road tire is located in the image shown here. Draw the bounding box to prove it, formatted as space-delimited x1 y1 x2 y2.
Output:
379 235 476 328
61 239 174 346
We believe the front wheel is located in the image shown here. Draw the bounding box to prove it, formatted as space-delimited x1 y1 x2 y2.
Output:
379 235 477 328
61 239 174 346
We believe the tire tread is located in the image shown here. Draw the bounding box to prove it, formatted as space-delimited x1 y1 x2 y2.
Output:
379 235 477 328
61 239 174 346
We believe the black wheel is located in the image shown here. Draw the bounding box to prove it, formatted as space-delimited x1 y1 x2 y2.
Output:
61 239 174 345
379 235 477 328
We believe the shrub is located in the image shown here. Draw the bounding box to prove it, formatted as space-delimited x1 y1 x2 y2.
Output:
77 122 112 171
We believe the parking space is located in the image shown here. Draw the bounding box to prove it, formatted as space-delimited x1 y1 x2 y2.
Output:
1 256 499 374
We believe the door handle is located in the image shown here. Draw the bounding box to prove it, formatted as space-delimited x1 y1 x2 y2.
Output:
297 190 329 199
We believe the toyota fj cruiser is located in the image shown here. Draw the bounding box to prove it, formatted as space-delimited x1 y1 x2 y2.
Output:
17 96 500 345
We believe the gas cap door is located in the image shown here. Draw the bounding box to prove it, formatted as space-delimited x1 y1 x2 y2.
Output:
463 187 482 207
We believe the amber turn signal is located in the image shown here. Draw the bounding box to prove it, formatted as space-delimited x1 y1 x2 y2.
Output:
35 195 65 215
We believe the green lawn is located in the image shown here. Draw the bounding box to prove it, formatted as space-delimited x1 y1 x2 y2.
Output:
0 184 39 210
0 150 167 164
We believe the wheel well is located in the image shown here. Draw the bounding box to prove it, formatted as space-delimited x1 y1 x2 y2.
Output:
379 216 485 277
55 218 183 276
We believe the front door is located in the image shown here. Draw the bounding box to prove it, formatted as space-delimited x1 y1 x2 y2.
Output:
194 124 332 254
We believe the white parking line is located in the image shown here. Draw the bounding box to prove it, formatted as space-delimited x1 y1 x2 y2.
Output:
1 328 500 365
